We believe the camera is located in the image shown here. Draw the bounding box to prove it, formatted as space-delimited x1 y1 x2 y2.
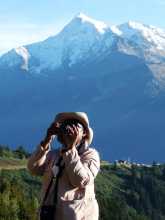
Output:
59 123 71 135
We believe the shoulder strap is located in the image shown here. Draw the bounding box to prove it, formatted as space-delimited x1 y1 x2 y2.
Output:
42 155 64 205
52 156 65 204
42 177 54 204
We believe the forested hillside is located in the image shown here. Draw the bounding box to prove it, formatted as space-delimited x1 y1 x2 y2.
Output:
0 146 165 220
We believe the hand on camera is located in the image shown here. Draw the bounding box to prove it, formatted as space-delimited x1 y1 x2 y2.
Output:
60 125 81 155
46 122 61 137
40 122 60 150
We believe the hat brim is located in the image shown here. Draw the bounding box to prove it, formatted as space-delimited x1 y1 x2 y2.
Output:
55 112 89 129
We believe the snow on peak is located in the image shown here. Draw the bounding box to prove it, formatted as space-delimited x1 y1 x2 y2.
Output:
118 20 151 38
127 20 148 30
75 12 108 34
1 14 165 74
15 46 30 71
27 13 114 70
118 21 165 50
110 25 122 36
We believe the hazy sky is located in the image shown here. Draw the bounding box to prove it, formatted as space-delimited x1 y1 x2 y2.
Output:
1 0 165 55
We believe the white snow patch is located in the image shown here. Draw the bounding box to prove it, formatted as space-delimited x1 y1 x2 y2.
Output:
118 21 165 51
15 46 30 71
110 25 122 36
77 13 108 34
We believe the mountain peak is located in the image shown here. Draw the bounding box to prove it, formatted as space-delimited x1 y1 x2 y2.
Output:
1 14 165 73
118 20 165 50
119 20 165 36
127 20 148 29
76 12 92 20
73 12 108 34
118 20 151 34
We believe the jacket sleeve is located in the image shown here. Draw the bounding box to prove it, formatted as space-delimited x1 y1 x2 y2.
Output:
62 147 100 188
27 144 51 176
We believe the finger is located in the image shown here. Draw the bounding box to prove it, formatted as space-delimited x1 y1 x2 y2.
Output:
55 122 61 127
68 125 75 136
65 125 73 135
69 125 74 134
52 122 59 129
73 125 79 136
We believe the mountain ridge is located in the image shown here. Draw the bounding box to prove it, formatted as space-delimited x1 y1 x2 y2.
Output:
1 13 165 80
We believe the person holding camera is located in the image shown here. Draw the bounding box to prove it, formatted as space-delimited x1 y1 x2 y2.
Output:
27 112 100 220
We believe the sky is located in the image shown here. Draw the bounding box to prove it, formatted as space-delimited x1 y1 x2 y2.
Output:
1 0 165 55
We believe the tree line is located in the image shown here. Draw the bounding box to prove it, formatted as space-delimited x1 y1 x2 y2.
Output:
0 145 30 159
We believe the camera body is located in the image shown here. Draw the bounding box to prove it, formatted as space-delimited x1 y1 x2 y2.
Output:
58 123 71 135
44 119 84 143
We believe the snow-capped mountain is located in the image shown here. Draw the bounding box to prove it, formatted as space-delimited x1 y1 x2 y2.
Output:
1 13 165 79
116 21 165 82
0 13 115 73
1 13 165 162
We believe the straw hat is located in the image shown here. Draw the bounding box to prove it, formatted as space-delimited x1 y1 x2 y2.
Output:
54 112 93 146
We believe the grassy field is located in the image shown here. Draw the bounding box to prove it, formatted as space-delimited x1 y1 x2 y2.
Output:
0 157 27 170
0 157 109 170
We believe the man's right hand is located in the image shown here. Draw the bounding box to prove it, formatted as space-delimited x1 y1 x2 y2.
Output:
46 122 61 137
40 122 61 150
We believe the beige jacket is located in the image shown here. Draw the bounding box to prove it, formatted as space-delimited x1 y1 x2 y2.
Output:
27 143 100 220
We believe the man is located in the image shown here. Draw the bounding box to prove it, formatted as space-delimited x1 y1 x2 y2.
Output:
27 112 100 220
